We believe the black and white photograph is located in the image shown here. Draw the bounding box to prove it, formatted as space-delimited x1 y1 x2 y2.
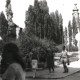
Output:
0 0 80 80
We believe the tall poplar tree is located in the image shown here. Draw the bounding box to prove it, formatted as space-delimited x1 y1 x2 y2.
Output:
0 12 8 41
68 21 72 46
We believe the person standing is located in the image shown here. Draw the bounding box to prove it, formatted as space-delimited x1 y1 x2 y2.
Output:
26 54 32 71
31 48 38 78
1 43 26 80
60 46 69 73
46 48 54 73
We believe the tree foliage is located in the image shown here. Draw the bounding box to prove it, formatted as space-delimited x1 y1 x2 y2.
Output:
72 17 77 38
25 0 63 44
68 21 72 46
0 12 8 41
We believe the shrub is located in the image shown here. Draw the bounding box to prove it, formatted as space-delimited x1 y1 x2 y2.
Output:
66 45 78 52
56 44 63 52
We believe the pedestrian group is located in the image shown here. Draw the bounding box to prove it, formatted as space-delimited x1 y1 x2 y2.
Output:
0 43 70 80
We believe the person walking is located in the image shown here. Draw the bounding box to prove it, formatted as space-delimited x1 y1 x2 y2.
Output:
1 43 26 80
31 48 38 78
46 48 54 73
60 46 69 73
26 54 32 71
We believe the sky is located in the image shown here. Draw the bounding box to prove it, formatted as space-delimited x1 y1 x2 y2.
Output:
0 0 80 28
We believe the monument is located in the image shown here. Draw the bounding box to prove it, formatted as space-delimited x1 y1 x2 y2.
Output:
6 0 22 42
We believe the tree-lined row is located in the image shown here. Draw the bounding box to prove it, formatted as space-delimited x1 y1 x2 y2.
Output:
63 16 78 51
25 0 63 44
68 17 78 46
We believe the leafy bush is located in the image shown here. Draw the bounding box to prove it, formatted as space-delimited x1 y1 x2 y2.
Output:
16 31 58 55
56 44 63 52
66 45 78 52
56 44 78 52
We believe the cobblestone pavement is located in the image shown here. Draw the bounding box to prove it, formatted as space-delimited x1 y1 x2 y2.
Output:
25 60 80 79
25 60 80 80
26 71 80 80
0 59 80 80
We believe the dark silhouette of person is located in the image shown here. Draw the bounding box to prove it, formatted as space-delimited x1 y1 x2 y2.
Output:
1 43 26 80
26 54 32 70
46 48 54 73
